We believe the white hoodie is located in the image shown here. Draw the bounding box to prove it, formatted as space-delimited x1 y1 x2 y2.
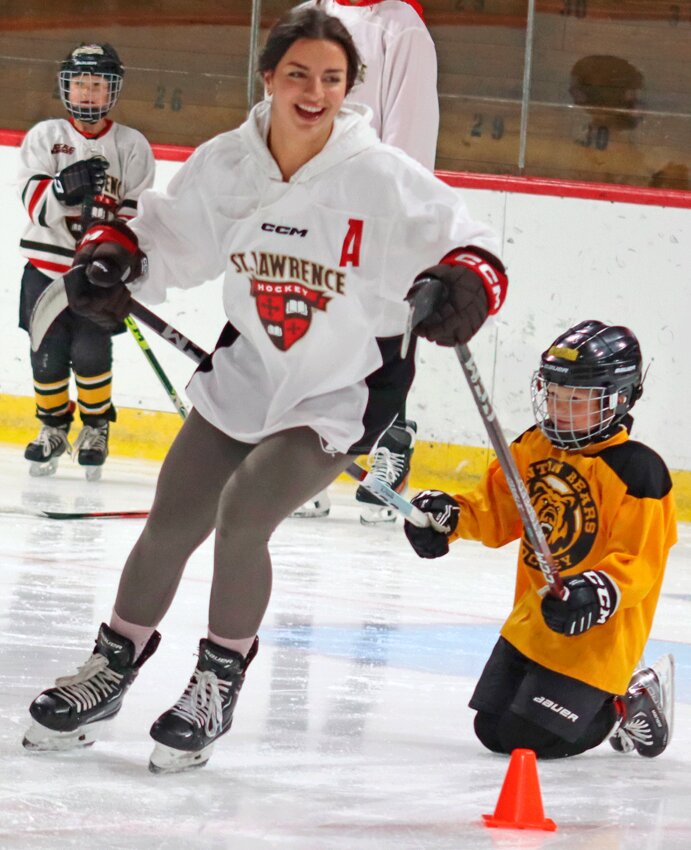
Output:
130 101 499 453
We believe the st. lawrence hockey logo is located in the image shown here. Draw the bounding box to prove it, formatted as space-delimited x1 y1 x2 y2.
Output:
250 279 331 351
523 458 599 573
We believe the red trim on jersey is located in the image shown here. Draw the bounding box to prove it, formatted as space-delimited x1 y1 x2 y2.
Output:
30 258 71 274
27 178 50 222
441 249 508 315
67 118 114 139
333 0 425 22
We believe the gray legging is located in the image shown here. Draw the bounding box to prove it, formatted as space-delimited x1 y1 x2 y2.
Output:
115 409 356 638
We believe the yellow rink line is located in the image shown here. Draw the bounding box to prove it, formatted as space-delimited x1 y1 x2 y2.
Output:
2 392 689 521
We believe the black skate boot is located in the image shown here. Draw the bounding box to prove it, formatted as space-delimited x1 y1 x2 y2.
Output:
148 637 258 774
23 623 160 752
356 420 417 525
609 654 674 758
24 422 71 477
74 420 109 481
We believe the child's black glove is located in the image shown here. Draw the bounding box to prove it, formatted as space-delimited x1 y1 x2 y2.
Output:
541 570 620 636
404 490 460 559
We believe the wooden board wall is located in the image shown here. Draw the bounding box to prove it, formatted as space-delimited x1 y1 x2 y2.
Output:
0 0 689 186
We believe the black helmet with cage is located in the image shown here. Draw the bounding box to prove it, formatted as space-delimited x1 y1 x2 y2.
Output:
531 319 644 449
58 43 124 123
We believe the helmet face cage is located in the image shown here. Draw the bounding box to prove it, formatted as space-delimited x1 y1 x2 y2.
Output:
59 44 124 123
531 374 620 449
531 320 643 450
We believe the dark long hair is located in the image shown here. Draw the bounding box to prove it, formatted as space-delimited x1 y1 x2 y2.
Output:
258 7 363 95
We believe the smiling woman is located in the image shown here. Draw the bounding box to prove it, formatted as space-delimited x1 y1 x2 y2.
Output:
258 11 362 180
23 6 508 776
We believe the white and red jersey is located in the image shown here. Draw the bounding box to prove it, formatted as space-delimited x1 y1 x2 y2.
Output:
130 102 499 453
306 0 439 170
18 118 154 278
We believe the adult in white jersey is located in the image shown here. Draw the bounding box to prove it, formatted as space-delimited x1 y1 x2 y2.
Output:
18 43 154 478
24 7 507 774
294 0 440 521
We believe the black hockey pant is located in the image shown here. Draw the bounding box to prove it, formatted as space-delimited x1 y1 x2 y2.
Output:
20 263 116 425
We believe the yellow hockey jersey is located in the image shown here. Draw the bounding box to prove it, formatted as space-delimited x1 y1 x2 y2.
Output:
450 423 677 694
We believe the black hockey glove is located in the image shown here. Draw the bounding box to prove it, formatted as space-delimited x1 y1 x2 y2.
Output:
64 264 132 332
74 220 147 288
53 156 109 206
541 570 620 636
407 249 507 347
404 490 460 559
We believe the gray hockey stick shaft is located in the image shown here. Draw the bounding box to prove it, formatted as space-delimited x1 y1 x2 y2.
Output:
455 344 565 598
121 310 429 528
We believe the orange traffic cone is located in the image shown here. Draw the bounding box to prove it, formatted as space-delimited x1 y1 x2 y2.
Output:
482 748 557 831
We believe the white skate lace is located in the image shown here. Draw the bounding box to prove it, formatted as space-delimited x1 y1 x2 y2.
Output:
54 654 123 711
622 714 654 747
73 424 108 454
170 669 231 736
369 446 406 487
31 426 71 459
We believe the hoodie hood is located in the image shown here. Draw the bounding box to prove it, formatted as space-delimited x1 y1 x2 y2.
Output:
240 99 379 184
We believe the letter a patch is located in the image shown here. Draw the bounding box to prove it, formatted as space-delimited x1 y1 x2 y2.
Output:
339 218 363 268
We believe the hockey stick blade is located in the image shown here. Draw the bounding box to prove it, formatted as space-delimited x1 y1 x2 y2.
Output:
29 275 70 351
454 343 565 598
344 462 429 527
401 276 446 357
0 507 149 520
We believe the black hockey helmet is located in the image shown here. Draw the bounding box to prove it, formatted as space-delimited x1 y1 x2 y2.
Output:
58 43 124 123
531 320 644 449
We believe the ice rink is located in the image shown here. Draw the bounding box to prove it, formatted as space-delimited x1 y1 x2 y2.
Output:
1 444 690 849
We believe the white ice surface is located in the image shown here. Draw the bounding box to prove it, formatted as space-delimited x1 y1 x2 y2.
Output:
0 444 690 849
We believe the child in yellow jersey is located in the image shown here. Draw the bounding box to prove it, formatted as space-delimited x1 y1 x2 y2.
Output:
404 320 677 759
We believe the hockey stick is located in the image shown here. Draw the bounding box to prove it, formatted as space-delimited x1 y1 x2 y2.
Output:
404 277 564 592
455 344 565 598
124 316 188 419
0 507 149 520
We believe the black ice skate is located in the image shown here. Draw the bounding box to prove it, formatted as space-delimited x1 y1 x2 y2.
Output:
24 422 71 477
73 420 109 481
609 654 674 758
357 420 417 525
148 637 258 774
23 623 160 752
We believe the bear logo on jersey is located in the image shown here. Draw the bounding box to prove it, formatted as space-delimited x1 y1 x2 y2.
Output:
250 279 331 351
523 459 599 573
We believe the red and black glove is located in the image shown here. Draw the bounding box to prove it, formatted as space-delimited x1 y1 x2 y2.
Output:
407 248 507 347
404 490 460 559
74 219 147 288
64 264 132 332
541 570 620 636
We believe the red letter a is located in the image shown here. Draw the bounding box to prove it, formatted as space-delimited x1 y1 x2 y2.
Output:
339 218 363 267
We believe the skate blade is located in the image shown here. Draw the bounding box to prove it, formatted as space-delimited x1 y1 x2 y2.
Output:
28 459 59 477
291 504 330 518
651 653 675 743
148 741 214 775
359 506 397 526
22 719 103 751
84 466 103 482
